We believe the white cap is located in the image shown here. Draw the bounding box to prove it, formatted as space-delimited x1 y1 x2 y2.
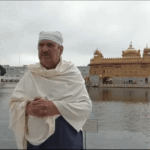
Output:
38 31 63 45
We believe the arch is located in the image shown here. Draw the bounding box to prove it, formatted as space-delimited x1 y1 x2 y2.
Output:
145 78 148 84
103 76 112 84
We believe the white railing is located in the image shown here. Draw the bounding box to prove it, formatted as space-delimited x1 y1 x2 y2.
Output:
97 83 150 88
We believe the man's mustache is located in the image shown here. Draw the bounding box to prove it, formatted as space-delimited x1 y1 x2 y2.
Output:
42 53 50 56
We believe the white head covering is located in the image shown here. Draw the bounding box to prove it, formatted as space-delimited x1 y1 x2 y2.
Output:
38 31 63 45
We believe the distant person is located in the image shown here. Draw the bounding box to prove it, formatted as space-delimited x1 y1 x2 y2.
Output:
9 31 92 149
0 65 6 76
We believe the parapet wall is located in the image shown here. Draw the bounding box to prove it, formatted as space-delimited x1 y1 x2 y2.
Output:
90 57 148 64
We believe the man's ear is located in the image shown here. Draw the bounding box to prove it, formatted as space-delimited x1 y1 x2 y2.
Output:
60 46 64 55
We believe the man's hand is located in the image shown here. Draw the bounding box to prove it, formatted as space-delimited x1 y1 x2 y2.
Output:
25 97 40 116
25 97 60 117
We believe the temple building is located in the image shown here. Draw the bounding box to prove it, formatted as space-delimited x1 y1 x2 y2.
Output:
89 42 150 84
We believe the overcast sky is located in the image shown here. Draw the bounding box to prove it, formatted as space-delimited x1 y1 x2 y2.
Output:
0 1 150 67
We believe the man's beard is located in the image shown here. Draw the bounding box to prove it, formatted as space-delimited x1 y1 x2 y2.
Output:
40 58 55 69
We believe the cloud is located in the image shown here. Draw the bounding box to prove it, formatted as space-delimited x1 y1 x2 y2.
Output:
0 1 150 66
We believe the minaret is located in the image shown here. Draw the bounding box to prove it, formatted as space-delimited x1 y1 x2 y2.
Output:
129 42 132 48
94 49 103 59
129 41 134 49
143 44 150 58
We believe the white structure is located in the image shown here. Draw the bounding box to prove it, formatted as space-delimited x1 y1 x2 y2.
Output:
3 65 27 77
0 65 90 82
89 75 100 86
77 66 90 77
0 65 28 82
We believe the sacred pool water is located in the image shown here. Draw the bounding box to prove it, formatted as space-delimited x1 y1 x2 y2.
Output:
0 86 150 149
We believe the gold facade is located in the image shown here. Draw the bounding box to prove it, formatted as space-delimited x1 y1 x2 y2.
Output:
89 43 150 79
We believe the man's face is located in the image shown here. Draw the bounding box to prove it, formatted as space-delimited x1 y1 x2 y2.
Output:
38 40 63 69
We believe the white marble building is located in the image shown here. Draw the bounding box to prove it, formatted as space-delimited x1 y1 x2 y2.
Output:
0 65 27 82
0 65 90 82
77 66 90 77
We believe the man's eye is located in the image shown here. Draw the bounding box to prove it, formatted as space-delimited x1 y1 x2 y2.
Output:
39 44 44 47
47 43 53 47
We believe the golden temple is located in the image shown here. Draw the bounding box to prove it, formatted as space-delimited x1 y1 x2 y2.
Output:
89 42 150 84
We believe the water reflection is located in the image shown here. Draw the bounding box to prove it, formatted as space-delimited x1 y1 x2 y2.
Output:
1 87 150 149
85 87 150 148
87 87 150 103
87 87 150 134
0 88 16 149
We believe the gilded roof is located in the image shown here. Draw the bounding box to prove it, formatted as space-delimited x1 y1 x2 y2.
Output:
94 49 103 58
124 42 138 53
122 42 140 57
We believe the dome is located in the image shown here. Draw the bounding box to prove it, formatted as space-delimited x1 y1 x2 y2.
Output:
126 42 135 50
94 49 103 58
94 49 102 54
144 44 150 51
143 44 150 57
122 42 140 58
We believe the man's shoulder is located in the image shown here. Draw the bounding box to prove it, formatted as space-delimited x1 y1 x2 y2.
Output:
61 60 83 81
62 59 80 74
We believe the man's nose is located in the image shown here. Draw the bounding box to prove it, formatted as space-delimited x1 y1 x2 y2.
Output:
42 45 48 52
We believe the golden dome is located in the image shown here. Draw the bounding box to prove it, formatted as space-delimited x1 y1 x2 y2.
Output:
94 49 103 58
122 42 140 57
125 42 136 51
144 44 150 51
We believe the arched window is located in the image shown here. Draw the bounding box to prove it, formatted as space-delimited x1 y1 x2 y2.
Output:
145 78 148 83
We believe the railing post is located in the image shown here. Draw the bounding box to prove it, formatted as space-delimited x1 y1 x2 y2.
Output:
84 131 86 150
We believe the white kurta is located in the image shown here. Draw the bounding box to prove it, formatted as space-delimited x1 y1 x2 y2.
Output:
9 56 92 149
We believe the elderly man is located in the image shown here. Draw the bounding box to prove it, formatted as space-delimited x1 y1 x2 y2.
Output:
9 31 92 149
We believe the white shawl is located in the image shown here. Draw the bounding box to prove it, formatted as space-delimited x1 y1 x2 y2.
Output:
9 56 92 149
